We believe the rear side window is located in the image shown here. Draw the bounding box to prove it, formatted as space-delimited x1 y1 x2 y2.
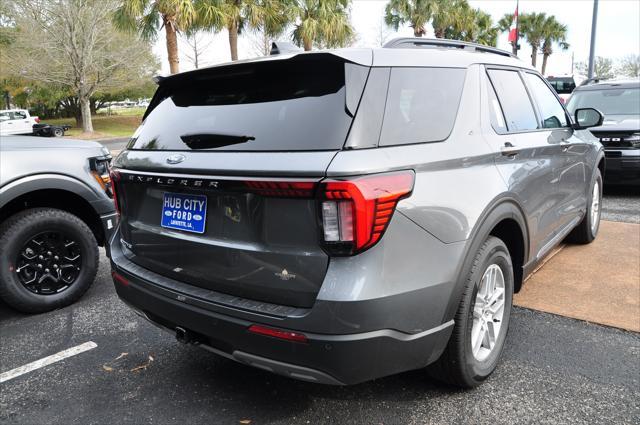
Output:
487 69 538 132
524 73 567 128
379 67 466 146
130 57 364 151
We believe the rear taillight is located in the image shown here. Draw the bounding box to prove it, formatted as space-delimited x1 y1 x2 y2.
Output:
248 324 308 343
319 170 415 255
109 169 121 215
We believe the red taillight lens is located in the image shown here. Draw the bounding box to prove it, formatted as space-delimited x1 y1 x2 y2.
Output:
248 324 308 343
34 117 40 123
109 169 121 215
319 170 415 255
244 180 315 198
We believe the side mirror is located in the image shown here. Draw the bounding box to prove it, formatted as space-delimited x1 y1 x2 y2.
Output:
573 108 604 130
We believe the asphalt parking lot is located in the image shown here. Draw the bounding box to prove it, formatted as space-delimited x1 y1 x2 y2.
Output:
0 187 638 425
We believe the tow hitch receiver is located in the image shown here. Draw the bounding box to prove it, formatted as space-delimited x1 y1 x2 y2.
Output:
175 326 194 344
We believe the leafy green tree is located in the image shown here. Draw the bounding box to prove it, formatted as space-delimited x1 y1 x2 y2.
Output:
431 0 471 39
444 6 498 46
114 0 222 74
6 0 158 133
384 0 435 37
292 0 354 51
540 16 569 75
216 0 290 61
519 12 547 67
618 54 640 77
576 57 616 80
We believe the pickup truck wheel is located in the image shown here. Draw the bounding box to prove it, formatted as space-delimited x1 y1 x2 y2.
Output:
52 127 64 137
566 168 602 244
428 236 513 387
0 208 98 313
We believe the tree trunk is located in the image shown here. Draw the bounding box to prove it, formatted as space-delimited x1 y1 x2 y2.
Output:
541 53 549 75
303 37 312 51
164 16 180 74
531 45 538 67
228 21 239 60
79 96 93 133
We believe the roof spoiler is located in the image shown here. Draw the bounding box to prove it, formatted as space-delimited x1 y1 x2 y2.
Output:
270 41 301 55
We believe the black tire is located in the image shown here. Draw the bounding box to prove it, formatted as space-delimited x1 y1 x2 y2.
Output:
428 236 514 388
52 127 64 137
0 208 99 313
566 168 602 244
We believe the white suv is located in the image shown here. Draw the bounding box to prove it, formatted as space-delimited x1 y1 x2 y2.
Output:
0 109 40 136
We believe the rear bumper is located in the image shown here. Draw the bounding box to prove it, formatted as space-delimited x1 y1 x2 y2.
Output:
110 236 454 385
604 151 640 185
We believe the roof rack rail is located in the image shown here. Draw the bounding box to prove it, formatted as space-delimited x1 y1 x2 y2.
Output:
383 37 517 59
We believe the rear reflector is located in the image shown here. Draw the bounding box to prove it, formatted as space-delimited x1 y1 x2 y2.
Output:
319 170 415 255
248 325 308 343
111 271 129 286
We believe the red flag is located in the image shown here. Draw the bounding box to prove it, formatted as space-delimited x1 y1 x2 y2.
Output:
508 4 518 43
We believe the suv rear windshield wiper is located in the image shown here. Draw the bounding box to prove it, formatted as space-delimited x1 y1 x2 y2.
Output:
180 133 255 149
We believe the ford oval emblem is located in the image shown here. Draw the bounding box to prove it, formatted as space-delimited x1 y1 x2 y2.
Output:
166 154 186 165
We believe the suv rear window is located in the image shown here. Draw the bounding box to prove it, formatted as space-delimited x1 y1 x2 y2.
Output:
129 56 365 151
379 67 466 146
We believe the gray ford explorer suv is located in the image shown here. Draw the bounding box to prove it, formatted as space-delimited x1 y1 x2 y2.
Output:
109 39 605 387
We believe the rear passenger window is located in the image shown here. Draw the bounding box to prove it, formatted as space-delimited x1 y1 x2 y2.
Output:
379 67 466 146
487 69 538 132
524 73 568 128
487 81 508 133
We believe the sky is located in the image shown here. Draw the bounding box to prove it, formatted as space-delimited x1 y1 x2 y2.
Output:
154 0 640 77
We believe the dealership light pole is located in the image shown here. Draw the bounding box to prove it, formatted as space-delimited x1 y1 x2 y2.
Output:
587 0 599 78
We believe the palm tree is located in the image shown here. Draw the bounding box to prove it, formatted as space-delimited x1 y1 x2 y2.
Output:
443 6 498 46
431 0 471 39
292 0 354 51
519 12 547 67
384 0 436 37
540 16 569 75
465 9 499 46
114 0 219 74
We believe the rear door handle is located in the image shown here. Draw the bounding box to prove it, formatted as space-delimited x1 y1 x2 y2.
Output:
500 142 520 157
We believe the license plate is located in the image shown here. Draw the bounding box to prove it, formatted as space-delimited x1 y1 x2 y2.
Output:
161 192 207 234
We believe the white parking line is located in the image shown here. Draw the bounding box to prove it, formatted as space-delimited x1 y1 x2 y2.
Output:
0 341 97 384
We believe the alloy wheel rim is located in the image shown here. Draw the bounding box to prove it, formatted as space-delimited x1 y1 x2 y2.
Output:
471 264 506 361
15 231 82 295
590 181 600 234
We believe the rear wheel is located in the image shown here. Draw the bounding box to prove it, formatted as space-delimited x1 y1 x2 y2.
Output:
52 127 64 137
566 168 602 244
0 208 98 313
429 236 513 387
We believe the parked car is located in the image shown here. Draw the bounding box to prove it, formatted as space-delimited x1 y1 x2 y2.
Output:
109 38 605 387
566 79 640 185
0 109 40 136
0 136 117 313
32 122 71 138
546 75 577 104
